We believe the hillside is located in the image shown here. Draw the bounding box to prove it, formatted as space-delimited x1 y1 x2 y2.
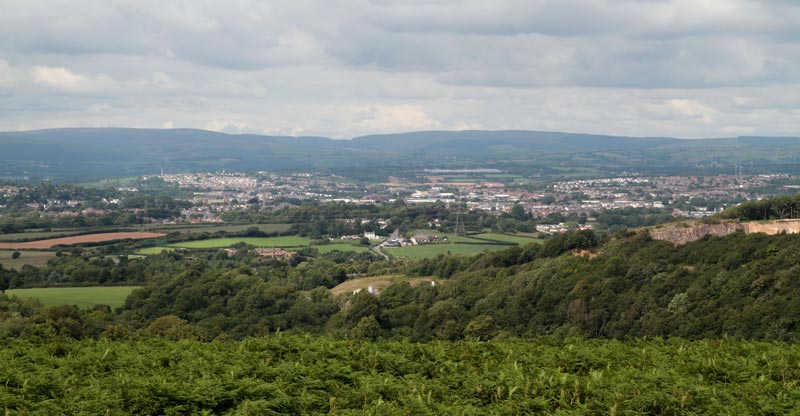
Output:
1 128 800 179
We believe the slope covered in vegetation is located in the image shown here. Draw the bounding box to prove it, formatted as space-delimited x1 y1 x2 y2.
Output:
5 227 800 342
2 335 798 415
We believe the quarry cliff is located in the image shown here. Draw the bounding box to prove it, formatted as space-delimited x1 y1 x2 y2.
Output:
648 220 800 245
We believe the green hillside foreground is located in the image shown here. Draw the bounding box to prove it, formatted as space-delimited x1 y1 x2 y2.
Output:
6 286 140 309
0 335 797 414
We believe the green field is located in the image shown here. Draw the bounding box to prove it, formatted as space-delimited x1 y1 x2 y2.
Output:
315 243 370 254
0 229 87 242
150 223 291 235
6 286 141 309
385 243 510 259
473 232 543 245
0 250 56 270
171 236 311 249
136 247 176 255
406 230 484 244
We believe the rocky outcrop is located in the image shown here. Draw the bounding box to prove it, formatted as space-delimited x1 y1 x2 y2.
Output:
743 221 800 235
649 222 743 245
649 220 800 245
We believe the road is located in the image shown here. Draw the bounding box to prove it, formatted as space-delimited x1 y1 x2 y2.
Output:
371 242 390 261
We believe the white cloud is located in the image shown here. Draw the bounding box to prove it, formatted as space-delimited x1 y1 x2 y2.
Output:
668 99 717 124
31 65 114 92
263 126 305 137
350 105 442 134
205 118 250 134
0 59 14 88
32 66 87 90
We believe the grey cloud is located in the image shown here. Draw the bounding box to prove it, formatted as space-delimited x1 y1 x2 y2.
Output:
365 0 795 39
0 0 798 139
0 0 333 70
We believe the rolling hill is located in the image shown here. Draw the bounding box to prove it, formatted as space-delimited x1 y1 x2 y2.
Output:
1 128 799 179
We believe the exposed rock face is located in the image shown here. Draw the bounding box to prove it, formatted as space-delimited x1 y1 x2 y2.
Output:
649 222 743 245
743 221 800 235
649 220 800 245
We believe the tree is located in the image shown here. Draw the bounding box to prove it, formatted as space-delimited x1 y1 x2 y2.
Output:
0 271 8 293
349 316 381 340
11 251 21 259
509 204 529 221
139 315 208 341
465 315 495 340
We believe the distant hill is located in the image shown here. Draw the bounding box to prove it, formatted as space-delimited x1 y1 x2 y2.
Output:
1 128 799 180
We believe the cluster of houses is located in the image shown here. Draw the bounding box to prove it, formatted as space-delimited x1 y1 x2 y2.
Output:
223 247 296 259
535 223 594 234
383 231 447 247
335 231 380 241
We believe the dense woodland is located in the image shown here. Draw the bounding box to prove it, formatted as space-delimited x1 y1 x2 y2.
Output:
4 227 800 342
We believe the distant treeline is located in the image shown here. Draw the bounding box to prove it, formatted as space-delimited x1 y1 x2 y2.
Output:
718 193 800 221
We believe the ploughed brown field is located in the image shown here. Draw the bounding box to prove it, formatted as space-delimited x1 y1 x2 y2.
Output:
0 232 166 249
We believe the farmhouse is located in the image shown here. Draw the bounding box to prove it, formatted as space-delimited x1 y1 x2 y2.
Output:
255 248 296 259
411 233 438 245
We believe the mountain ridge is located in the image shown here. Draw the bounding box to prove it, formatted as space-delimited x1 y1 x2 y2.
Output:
1 127 799 179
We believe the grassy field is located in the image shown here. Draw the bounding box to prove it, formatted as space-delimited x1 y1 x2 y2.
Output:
5 286 141 309
0 229 87 242
406 230 484 244
472 232 543 245
150 223 291 235
136 247 176 255
171 236 311 249
0 250 56 270
330 275 435 296
315 243 370 254
385 243 511 259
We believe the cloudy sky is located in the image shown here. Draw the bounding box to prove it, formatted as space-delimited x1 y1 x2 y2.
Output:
0 0 798 138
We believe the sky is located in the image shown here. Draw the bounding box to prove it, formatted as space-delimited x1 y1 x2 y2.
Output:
0 0 798 139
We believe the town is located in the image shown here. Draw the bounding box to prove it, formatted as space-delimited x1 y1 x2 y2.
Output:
3 170 797 235
147 170 797 226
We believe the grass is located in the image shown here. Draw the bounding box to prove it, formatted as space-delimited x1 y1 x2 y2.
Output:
315 244 370 254
330 275 435 296
5 286 141 309
0 230 87 242
0 250 56 270
171 236 311 249
406 230 484 244
136 247 175 255
150 223 291 235
472 232 544 245
385 243 511 259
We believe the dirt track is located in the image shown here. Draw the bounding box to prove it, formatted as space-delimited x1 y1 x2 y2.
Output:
0 232 166 250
